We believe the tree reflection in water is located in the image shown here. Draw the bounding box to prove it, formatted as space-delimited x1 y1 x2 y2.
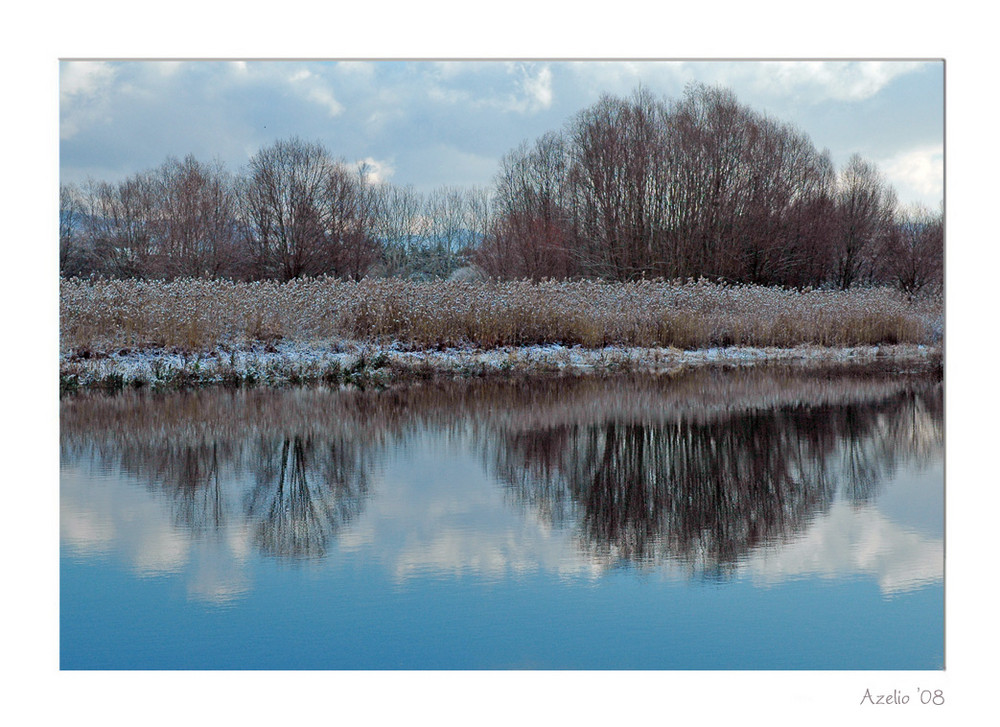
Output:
61 388 379 559
486 385 942 574
60 364 942 569
159 442 226 533
246 435 370 558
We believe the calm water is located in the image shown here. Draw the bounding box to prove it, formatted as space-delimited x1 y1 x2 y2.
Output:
60 365 944 669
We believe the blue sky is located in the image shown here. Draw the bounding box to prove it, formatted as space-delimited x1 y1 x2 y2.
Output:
59 59 944 208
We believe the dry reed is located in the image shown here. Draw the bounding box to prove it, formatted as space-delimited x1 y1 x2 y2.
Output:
60 276 942 354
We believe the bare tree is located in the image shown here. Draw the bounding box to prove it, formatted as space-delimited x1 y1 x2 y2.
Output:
420 186 470 278
463 185 494 267
83 172 159 278
567 89 671 279
779 149 838 287
63 86 927 289
477 133 576 279
373 183 426 277
60 183 93 276
884 203 944 295
552 84 883 287
237 138 336 280
653 84 756 279
151 155 238 279
319 162 380 280
237 140 382 281
831 154 898 289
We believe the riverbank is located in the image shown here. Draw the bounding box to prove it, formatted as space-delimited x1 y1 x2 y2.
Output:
59 338 942 393
60 277 943 392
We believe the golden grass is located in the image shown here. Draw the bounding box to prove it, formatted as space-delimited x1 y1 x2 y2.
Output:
60 276 942 354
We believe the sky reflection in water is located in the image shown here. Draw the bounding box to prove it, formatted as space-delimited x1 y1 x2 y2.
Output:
60 365 944 669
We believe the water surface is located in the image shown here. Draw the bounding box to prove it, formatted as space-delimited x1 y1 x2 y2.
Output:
60 365 944 669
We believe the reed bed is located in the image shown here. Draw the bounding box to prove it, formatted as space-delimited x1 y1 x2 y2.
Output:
60 276 942 355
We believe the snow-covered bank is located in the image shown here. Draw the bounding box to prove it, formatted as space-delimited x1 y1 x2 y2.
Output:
59 339 942 393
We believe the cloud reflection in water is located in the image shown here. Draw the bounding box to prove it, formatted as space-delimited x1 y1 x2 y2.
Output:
60 365 943 602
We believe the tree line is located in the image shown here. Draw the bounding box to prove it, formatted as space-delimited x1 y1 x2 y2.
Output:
60 142 489 282
60 83 943 292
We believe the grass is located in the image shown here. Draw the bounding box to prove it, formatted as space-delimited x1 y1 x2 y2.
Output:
61 276 942 356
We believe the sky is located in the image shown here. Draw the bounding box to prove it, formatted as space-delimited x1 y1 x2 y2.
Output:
59 59 944 209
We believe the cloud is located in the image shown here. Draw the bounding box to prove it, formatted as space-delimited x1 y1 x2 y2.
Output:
341 448 605 582
488 63 553 113
60 462 255 604
744 60 928 102
427 83 468 105
745 499 943 595
565 60 687 103
658 60 930 104
60 465 191 576
60 61 117 139
508 63 553 112
524 65 553 109
155 61 183 77
879 144 944 206
354 156 395 184
335 60 376 78
431 60 465 79
289 66 344 116
306 86 343 117
331 443 945 591
60 60 116 101
422 62 554 114
57 60 942 207
61 418 943 604
564 60 927 105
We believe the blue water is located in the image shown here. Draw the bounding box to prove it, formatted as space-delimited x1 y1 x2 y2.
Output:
60 371 944 670
61 552 942 670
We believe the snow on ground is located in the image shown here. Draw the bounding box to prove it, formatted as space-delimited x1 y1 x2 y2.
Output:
59 338 941 390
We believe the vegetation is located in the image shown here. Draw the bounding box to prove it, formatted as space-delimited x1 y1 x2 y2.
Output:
60 84 943 293
61 276 941 356
59 82 944 395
